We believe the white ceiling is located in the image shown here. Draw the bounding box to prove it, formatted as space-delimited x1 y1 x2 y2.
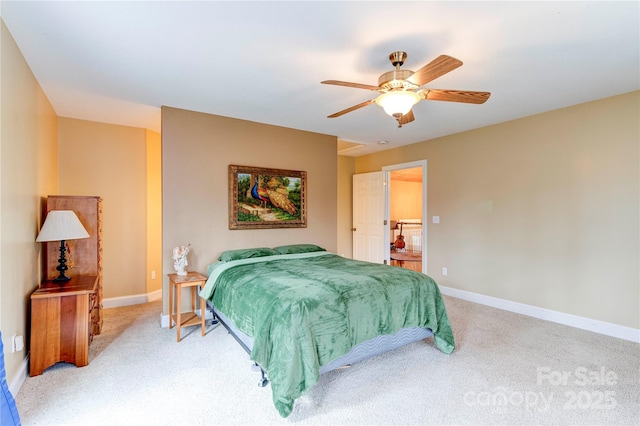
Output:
1 1 638 156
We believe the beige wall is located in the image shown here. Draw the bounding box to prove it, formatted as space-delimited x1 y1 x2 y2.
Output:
0 20 58 385
348 91 639 329
0 20 161 384
57 118 158 299
161 106 337 314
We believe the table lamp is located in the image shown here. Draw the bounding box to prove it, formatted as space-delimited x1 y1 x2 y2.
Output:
36 210 89 282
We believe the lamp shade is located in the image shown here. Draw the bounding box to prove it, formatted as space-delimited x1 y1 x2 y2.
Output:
36 210 89 242
375 90 421 117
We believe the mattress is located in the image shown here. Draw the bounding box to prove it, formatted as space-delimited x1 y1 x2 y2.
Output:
211 304 434 375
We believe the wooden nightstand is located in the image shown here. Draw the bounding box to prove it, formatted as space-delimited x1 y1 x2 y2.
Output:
168 272 207 342
30 275 98 376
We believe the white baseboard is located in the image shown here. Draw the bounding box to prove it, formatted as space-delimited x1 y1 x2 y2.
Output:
9 354 29 398
107 287 639 342
102 289 162 308
102 289 215 329
12 286 634 399
9 290 164 398
439 285 640 343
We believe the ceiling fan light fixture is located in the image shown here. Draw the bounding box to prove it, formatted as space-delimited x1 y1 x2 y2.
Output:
375 90 420 118
322 52 490 123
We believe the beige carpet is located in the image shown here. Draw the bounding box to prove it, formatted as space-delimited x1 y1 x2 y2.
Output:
15 296 640 425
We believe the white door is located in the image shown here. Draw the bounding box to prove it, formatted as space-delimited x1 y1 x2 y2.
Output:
352 171 388 264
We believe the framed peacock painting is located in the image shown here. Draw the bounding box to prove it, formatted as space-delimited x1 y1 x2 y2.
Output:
229 165 307 229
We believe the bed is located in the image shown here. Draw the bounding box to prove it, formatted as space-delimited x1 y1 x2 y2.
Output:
199 244 455 417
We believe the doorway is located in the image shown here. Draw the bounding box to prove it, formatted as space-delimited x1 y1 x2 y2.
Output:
384 161 427 273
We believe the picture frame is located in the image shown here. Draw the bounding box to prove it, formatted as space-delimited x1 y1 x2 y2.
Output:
229 165 307 230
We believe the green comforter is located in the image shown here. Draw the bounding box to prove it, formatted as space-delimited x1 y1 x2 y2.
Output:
200 252 455 417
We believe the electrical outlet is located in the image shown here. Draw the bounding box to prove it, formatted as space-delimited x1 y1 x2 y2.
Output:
151 270 156 280
12 334 24 353
442 267 448 276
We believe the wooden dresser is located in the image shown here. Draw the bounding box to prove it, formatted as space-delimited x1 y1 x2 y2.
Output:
29 275 99 376
43 195 103 334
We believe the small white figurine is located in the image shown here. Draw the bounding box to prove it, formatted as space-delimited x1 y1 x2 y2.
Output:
172 244 191 276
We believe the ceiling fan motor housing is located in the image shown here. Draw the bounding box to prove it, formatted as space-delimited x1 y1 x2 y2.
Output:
378 69 418 91
379 52 418 91
389 51 407 67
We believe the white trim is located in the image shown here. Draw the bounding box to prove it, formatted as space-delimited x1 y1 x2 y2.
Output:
9 354 29 398
102 289 214 328
9 289 199 398
383 160 428 273
439 285 640 343
12 287 636 401
102 289 162 309
160 313 171 328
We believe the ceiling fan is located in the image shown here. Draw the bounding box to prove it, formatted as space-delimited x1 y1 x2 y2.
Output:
322 51 491 127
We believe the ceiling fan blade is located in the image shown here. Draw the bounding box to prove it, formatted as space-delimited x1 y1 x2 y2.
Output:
321 80 380 91
398 110 415 126
407 55 463 87
424 89 491 104
327 99 375 118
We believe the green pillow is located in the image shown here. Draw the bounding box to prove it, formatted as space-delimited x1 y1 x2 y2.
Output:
273 244 326 255
218 247 278 262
